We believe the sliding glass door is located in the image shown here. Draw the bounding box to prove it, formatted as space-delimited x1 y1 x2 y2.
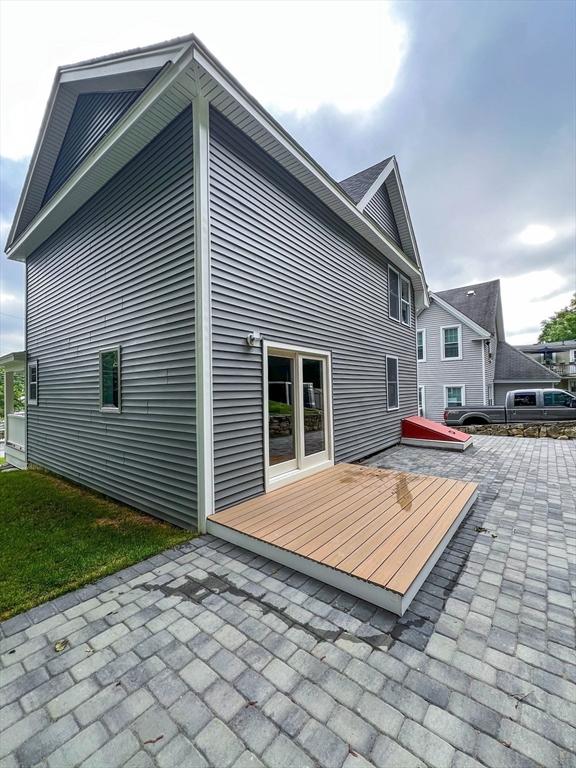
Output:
266 345 332 488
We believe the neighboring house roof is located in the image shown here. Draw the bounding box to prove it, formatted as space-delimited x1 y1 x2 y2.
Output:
435 279 501 336
339 158 394 203
494 341 561 382
518 339 576 353
6 35 429 309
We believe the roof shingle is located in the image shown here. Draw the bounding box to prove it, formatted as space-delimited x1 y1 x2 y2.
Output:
435 280 500 335
494 341 561 382
339 158 394 203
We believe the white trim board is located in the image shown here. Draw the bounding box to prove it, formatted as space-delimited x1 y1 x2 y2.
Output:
193 91 214 534
207 486 478 617
357 159 395 211
400 437 473 452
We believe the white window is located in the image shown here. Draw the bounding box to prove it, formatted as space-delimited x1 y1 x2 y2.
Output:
386 356 399 410
27 361 38 405
417 329 426 361
441 326 462 360
571 349 576 363
99 347 121 412
388 267 400 322
445 385 465 407
389 266 411 326
418 385 426 417
400 277 411 326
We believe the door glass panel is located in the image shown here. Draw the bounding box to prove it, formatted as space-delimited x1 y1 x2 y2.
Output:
302 358 325 456
268 355 296 466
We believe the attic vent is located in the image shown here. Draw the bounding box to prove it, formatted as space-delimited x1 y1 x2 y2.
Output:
467 290 476 296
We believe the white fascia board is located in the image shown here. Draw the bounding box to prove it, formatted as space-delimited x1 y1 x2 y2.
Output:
357 160 395 211
191 46 429 309
5 69 62 248
389 160 425 273
431 293 491 338
59 44 185 82
6 40 192 252
6 45 197 262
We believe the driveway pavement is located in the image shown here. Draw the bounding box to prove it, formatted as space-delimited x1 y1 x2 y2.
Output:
1 435 575 768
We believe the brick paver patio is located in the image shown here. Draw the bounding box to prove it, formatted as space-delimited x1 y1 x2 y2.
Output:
1 435 575 768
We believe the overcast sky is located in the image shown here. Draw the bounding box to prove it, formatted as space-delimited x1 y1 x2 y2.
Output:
1 0 575 354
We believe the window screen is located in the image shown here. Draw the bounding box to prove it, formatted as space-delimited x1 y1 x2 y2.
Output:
27 361 38 405
389 268 400 321
446 386 463 407
386 357 399 409
443 327 460 359
100 348 121 410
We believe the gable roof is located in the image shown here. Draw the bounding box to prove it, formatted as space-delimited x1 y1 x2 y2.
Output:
339 157 423 271
339 158 394 203
494 341 561 382
436 280 501 336
6 35 429 310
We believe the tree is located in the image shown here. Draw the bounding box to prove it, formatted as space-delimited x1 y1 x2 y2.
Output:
538 294 576 342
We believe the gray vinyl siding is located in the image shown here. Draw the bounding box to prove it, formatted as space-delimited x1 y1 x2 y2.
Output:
26 108 197 528
417 300 485 422
209 109 417 511
44 90 142 202
363 185 402 248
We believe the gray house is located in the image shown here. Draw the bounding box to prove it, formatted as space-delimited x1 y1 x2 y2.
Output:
416 280 560 422
6 35 429 534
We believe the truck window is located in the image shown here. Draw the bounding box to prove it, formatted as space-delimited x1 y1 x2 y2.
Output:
543 391 573 407
513 393 537 407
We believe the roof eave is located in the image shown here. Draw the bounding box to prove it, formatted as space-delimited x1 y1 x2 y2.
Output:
6 36 430 309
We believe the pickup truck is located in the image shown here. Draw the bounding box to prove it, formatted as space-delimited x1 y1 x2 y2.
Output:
444 389 576 426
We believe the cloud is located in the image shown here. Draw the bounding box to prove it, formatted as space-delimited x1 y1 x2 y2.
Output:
0 0 574 356
501 270 573 345
0 0 407 160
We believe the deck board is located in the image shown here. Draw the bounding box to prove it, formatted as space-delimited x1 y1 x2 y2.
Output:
208 463 478 609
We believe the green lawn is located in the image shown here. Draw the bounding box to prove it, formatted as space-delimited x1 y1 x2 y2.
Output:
0 468 193 620
0 456 5 465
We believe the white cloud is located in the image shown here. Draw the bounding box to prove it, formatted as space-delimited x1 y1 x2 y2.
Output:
517 224 555 246
0 0 408 160
501 269 573 345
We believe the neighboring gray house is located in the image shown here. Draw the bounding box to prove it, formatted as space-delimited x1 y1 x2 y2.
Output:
517 340 576 394
5 35 428 532
416 280 560 421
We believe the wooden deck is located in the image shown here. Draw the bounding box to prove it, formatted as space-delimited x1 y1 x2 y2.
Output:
207 463 478 615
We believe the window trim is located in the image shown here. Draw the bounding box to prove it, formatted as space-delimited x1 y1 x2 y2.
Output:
400 275 411 327
388 265 400 322
386 355 400 411
418 385 426 417
99 345 122 413
416 329 426 362
444 384 465 408
27 360 38 406
441 324 462 361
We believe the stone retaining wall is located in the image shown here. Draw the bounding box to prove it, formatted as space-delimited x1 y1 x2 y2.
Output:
269 413 322 437
457 421 576 439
